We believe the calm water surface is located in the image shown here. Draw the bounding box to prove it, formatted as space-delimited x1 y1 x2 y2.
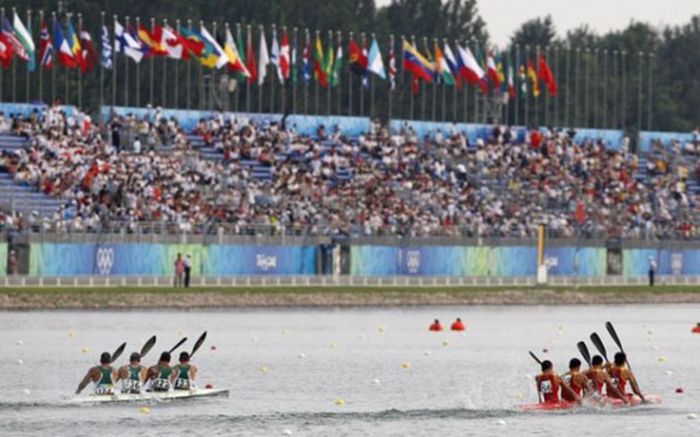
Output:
1 305 700 436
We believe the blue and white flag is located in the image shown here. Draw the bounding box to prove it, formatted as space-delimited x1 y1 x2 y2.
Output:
114 19 143 63
367 38 386 80
101 25 112 69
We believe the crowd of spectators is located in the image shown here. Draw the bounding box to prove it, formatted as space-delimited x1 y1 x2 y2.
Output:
0 105 697 240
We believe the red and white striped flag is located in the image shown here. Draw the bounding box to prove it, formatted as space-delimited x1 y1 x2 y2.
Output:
39 18 54 69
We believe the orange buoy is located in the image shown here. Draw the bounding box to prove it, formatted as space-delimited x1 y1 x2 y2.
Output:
429 319 443 332
450 318 466 332
692 324 700 334
676 387 684 394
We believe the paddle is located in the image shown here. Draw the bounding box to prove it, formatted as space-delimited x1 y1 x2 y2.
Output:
109 342 127 364
590 333 609 362
529 350 543 365
189 331 207 359
140 335 157 359
169 337 188 354
577 341 591 367
606 321 632 371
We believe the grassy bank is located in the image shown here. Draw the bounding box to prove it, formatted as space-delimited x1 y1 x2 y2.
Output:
1 285 700 309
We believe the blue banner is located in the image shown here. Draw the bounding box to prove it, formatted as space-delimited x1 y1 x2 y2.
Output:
204 245 317 275
286 115 370 138
623 249 700 276
638 131 695 153
0 103 78 118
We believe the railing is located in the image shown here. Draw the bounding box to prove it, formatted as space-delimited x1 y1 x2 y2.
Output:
2 274 699 288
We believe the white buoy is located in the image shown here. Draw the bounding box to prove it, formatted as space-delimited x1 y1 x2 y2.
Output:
16 340 23 346
298 353 306 359
373 379 381 385
282 429 293 436
496 419 506 426
17 359 23 365
688 413 697 420
665 370 673 376
22 389 31 395
424 350 432 356
252 336 259 343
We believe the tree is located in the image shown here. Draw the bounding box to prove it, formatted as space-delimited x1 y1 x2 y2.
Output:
509 15 556 49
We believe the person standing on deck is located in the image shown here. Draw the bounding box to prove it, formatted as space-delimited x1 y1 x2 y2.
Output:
75 352 118 395
184 253 192 288
648 256 657 286
174 253 185 288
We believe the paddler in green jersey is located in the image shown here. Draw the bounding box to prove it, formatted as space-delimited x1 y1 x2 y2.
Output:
146 351 173 392
75 352 118 395
117 352 147 394
171 351 199 390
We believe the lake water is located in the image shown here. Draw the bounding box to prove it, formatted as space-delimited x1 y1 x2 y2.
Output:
1 305 700 436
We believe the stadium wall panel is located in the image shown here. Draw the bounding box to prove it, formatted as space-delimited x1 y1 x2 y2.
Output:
28 243 317 276
286 115 370 137
623 248 700 276
0 243 6 276
638 131 695 152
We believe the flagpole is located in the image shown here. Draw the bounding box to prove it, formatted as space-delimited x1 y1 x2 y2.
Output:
211 20 218 111
348 31 353 116
124 16 130 107
460 39 467 123
563 44 570 127
637 50 643 138
514 45 519 126
26 9 32 103
593 48 599 128
197 20 204 110
148 17 154 105
388 34 394 121
98 11 104 125
573 47 581 127
399 35 405 120
303 28 309 115
553 45 559 127
523 44 529 127
336 30 342 116
291 26 297 114
282 25 288 114
77 12 83 109
472 39 479 124
611 50 617 129
235 22 242 113
360 32 366 117
185 19 192 109
584 47 590 127
111 15 117 109
647 52 653 130
621 49 627 131
602 49 608 129
270 25 277 114
135 16 142 107
327 29 333 116
163 19 169 108
38 10 44 103
543 46 549 127
409 35 415 120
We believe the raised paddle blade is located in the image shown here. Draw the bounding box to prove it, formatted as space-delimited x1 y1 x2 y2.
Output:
590 333 608 362
140 336 157 359
606 321 632 371
577 341 591 367
529 351 543 365
110 342 127 364
606 321 624 352
189 331 207 359
169 337 188 354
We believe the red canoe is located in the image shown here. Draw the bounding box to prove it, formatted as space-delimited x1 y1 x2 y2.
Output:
519 394 661 412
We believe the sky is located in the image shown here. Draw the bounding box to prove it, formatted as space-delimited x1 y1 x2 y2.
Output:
377 0 699 47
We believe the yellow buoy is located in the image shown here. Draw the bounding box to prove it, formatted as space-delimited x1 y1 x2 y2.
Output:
68 331 76 338
81 347 91 354
138 406 151 414
442 340 450 347
260 366 269 374
515 392 524 400
334 399 345 406
378 327 386 333
659 356 666 363
401 362 412 369
330 342 337 349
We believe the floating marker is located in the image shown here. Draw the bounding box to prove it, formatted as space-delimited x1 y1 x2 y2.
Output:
688 413 697 420
81 347 91 354
282 430 293 436
334 399 345 406
424 350 432 356
210 346 217 351
496 419 506 426
330 343 337 349
205 384 214 389
666 370 674 376
16 340 23 346
557 325 564 331
138 407 151 414
17 359 23 365
401 362 412 369
659 356 667 363
515 392 524 400
442 340 450 347
373 379 381 385
252 336 259 343
68 331 76 338
542 348 549 353
298 353 306 359
260 366 269 374
378 327 385 333
676 387 684 394
22 389 31 395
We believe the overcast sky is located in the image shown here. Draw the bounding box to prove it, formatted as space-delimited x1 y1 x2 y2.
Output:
378 0 699 47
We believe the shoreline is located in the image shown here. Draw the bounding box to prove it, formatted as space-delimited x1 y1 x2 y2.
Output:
1 285 700 309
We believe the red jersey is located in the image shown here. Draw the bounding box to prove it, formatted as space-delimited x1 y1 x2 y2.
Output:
584 368 605 394
609 367 628 395
536 373 560 403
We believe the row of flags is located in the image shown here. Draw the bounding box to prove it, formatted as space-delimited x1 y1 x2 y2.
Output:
0 12 558 101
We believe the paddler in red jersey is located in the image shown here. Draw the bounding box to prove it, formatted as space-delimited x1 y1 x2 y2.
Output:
561 358 591 401
450 318 466 331
608 352 646 403
535 360 580 404
429 319 443 331
584 355 628 403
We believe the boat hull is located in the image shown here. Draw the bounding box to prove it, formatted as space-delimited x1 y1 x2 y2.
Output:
71 388 230 404
519 394 661 411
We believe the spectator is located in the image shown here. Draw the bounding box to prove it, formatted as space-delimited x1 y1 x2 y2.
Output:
184 253 192 288
174 253 185 287
648 256 657 286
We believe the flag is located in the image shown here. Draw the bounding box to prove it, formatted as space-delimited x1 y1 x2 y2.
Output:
257 30 269 86
457 45 487 93
161 25 183 59
65 19 85 71
3 16 28 61
13 12 35 71
312 34 327 87
270 30 282 83
0 34 13 68
443 43 461 85
324 37 334 85
245 29 257 85
40 19 54 69
301 40 311 84
388 44 396 90
367 37 386 80
179 27 216 67
279 30 290 80
348 39 367 76
330 39 343 87
224 27 249 77
538 54 557 95
80 26 97 72
199 25 228 69
518 61 527 96
54 21 78 68
114 19 144 63
402 40 433 82
235 25 247 80
434 43 455 86
486 50 500 87
527 60 540 97
138 24 167 57
507 60 515 99
361 41 370 88
291 42 297 84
